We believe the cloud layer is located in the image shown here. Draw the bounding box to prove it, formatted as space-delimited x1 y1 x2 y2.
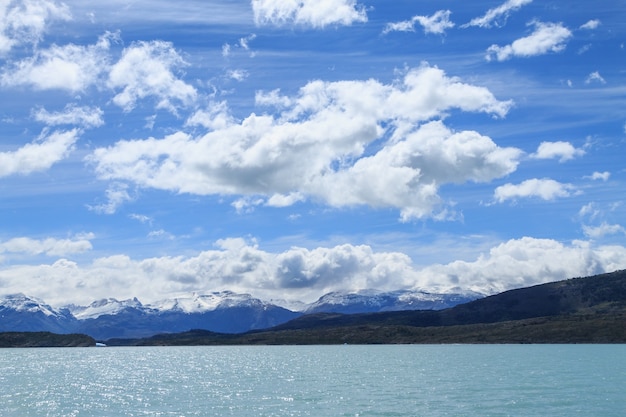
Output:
88 64 518 220
251 0 367 28
0 0 623 310
0 236 623 306
0 0 71 55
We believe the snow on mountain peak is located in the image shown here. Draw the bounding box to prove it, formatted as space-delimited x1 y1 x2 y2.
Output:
304 289 483 314
149 291 260 313
0 293 61 317
68 297 144 320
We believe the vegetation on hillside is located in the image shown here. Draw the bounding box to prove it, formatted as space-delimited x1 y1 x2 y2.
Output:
0 332 95 348
108 270 626 345
3 271 623 346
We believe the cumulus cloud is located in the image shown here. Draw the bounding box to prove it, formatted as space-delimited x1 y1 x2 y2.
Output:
415 237 624 294
1 236 624 306
313 121 522 221
583 223 626 239
0 233 94 257
585 71 606 84
32 104 104 129
0 129 79 177
463 0 532 28
88 64 518 219
531 141 585 162
185 102 235 131
1 32 114 92
0 0 71 55
486 21 572 61
251 0 367 28
494 178 578 203
383 10 454 35
584 171 610 181
107 40 198 113
580 19 601 30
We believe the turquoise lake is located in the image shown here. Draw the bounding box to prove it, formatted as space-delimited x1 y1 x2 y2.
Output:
1 345 624 416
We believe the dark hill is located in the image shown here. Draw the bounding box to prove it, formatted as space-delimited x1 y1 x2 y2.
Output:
271 269 626 330
0 332 95 347
108 270 626 345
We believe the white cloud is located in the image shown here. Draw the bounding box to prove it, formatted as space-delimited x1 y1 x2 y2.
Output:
1 32 114 92
463 0 532 29
87 182 133 214
266 192 305 207
486 21 572 61
583 223 626 239
579 202 600 220
221 43 231 57
231 196 265 214
0 0 71 55
382 19 415 34
1 236 624 306
89 64 518 221
494 178 577 203
580 19 601 30
185 102 235 131
239 33 256 50
577 44 591 55
255 88 293 108
0 233 94 257
415 237 624 294
585 71 606 84
531 141 585 162
251 0 367 28
584 171 610 181
227 69 249 81
313 121 522 221
147 229 175 240
0 129 79 177
107 40 197 113
32 104 104 129
383 10 454 35
129 213 152 224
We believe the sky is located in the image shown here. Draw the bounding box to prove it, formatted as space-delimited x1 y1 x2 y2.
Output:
0 0 625 307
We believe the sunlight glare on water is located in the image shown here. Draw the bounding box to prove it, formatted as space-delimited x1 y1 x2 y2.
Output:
0 345 624 416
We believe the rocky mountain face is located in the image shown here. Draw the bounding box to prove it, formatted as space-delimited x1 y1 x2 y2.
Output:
0 294 77 334
304 290 482 314
0 289 482 340
108 270 626 346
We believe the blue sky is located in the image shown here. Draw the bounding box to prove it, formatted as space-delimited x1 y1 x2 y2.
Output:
1 0 625 306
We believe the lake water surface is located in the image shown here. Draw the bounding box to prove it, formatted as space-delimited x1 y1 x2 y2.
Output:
0 345 624 416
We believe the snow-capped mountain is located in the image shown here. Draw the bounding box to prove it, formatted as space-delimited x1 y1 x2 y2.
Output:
71 291 301 340
67 297 147 320
0 293 76 333
1 293 61 317
150 291 265 313
304 290 483 314
0 289 483 340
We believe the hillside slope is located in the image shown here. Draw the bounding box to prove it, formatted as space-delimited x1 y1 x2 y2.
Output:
110 270 626 345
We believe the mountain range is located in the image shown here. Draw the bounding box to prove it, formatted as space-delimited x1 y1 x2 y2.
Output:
112 269 626 345
0 289 480 340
